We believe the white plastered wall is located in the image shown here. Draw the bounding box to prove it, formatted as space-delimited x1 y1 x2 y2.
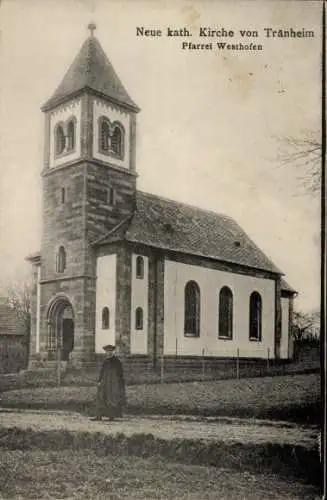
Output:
281 297 291 359
164 260 276 358
95 254 117 353
130 254 149 354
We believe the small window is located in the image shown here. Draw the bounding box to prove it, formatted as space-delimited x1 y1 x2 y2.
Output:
249 292 262 341
67 120 75 151
136 256 144 279
102 307 110 329
107 187 115 206
100 120 110 151
218 286 233 339
61 187 65 204
111 126 122 156
57 246 66 273
184 281 200 337
135 307 143 330
55 125 65 156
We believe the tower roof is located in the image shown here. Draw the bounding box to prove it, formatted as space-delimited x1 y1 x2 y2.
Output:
42 34 139 112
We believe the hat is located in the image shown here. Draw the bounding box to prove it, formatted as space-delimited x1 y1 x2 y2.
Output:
102 344 116 352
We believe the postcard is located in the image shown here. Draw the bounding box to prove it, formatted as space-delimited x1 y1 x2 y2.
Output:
0 1 323 498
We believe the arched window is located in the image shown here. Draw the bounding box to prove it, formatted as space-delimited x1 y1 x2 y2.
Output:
55 125 65 156
61 187 65 204
66 120 75 151
57 246 66 273
107 187 115 206
135 307 143 330
249 292 262 341
102 307 110 329
218 286 233 339
184 281 200 337
111 126 122 156
100 120 110 151
136 256 144 279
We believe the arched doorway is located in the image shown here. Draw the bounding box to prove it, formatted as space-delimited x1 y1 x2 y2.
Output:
46 294 74 361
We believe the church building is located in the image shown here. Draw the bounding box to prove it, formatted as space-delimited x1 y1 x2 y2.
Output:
27 27 296 368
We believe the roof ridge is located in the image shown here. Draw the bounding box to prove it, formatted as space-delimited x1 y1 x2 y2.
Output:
137 190 283 274
85 35 93 76
137 190 234 221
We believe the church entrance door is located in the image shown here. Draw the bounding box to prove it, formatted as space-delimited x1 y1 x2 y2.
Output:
46 294 75 361
61 307 74 361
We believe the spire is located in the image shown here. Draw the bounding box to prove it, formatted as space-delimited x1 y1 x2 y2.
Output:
42 29 139 112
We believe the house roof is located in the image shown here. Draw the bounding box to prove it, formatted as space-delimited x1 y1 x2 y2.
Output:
95 191 283 275
42 35 139 112
25 251 41 264
0 299 26 336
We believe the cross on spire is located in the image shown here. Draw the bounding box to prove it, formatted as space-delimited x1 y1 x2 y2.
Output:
88 22 97 36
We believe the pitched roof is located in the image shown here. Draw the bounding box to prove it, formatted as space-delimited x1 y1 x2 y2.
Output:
281 278 297 295
0 299 26 336
95 191 282 275
42 35 139 112
25 251 41 264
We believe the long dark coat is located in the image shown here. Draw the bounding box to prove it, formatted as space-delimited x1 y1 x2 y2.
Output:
95 355 126 418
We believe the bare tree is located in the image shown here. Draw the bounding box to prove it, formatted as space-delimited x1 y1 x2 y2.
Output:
5 281 32 337
278 130 321 195
292 309 320 342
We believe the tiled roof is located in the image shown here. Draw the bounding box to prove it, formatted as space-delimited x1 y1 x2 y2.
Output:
96 191 282 275
42 36 139 111
0 300 26 336
281 278 297 294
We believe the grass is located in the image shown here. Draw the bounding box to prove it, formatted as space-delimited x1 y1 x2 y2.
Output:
0 373 321 424
0 373 322 497
0 446 321 499
0 426 320 478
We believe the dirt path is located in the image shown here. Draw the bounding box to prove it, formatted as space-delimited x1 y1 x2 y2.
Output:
0 409 319 448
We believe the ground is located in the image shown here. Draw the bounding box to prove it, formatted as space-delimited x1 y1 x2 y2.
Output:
0 450 320 499
0 408 321 498
0 373 321 499
0 410 319 448
0 373 320 423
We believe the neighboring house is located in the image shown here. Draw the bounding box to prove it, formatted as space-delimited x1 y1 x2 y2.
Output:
26 28 296 369
0 298 27 373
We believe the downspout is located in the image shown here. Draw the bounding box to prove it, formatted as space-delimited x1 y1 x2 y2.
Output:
288 293 296 360
274 277 282 359
153 253 158 369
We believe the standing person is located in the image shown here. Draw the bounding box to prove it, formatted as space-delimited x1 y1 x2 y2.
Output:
91 344 126 421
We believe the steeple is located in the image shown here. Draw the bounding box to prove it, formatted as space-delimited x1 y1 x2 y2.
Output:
42 29 139 112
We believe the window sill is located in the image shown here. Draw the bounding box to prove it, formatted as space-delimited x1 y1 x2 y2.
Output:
184 333 200 338
99 148 124 161
55 148 76 161
249 337 262 342
218 336 233 341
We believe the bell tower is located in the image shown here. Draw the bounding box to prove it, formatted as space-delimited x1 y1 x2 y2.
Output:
34 25 140 364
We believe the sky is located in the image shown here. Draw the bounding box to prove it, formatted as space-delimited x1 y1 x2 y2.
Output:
0 0 322 312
